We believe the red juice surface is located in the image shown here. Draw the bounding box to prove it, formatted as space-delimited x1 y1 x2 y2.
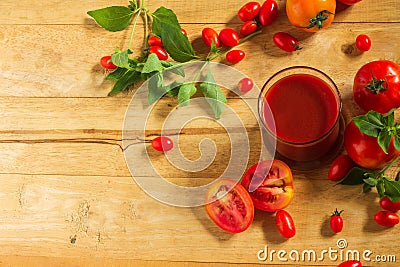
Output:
264 74 339 143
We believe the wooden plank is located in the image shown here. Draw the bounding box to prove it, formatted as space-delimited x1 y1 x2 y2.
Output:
0 174 398 266
0 0 399 25
1 23 399 97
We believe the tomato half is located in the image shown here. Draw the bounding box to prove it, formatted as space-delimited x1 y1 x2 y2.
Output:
338 0 362 5
344 121 399 169
276 210 296 238
337 260 363 267
205 179 254 233
374 211 399 227
353 60 400 114
286 0 336 32
241 160 294 212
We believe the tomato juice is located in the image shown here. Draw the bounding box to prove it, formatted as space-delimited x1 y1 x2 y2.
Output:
259 67 341 162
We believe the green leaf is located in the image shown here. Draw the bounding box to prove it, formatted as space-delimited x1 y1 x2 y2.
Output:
363 183 373 193
376 180 385 198
87 6 133 32
166 81 183 96
128 1 137 10
148 72 168 105
363 177 378 187
105 68 128 81
177 83 197 106
352 111 385 138
151 7 180 37
112 50 133 69
142 53 163 74
161 61 185 77
378 128 392 154
108 70 141 95
383 178 400 202
383 110 395 126
394 135 400 151
338 167 370 185
199 67 227 119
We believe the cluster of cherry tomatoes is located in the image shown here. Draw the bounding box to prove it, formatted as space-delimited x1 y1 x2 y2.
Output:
147 28 188 61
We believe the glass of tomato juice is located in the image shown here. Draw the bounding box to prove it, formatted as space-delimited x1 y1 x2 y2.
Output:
258 66 342 163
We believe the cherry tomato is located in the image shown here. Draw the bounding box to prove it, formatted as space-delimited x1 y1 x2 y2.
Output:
355 34 371 52
241 160 294 212
240 21 258 37
380 196 400 213
344 121 399 169
205 178 254 233
276 210 296 238
286 0 336 32
337 260 363 267
100 56 117 70
151 136 174 152
353 60 400 114
219 28 240 47
328 155 355 182
273 32 301 52
238 78 254 93
181 28 187 36
237 2 261 22
202 28 220 48
258 0 279 26
338 0 362 5
148 46 168 60
330 209 344 233
226 50 245 64
148 35 163 47
374 211 399 227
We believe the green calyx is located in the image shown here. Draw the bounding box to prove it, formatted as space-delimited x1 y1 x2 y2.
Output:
331 209 344 217
303 10 334 29
365 72 389 94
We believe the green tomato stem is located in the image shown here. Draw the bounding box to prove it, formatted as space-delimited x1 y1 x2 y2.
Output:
128 8 143 51
238 29 263 45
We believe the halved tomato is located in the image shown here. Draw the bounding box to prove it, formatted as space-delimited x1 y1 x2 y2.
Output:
205 179 254 233
241 160 294 212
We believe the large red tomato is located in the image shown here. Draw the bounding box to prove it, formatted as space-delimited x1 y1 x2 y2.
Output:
241 160 294 212
353 60 400 114
205 179 254 233
344 121 399 169
286 0 336 32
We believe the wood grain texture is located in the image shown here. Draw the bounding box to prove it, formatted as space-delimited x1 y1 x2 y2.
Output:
1 0 400 266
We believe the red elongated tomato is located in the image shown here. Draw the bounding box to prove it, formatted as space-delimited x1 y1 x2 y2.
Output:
202 28 220 48
238 2 261 22
330 209 344 233
337 260 363 267
374 211 399 227
148 46 168 60
219 28 240 47
355 34 371 52
338 0 362 5
205 179 254 233
328 155 355 182
273 32 301 52
238 78 254 93
151 136 173 152
240 20 258 37
148 35 163 47
226 50 245 63
100 56 117 70
380 196 400 212
276 210 296 238
258 0 279 26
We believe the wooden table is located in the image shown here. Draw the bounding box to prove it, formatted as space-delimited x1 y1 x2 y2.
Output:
1 0 399 266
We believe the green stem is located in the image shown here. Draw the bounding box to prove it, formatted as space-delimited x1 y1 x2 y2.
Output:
381 155 400 175
193 61 209 82
128 9 142 50
238 29 263 45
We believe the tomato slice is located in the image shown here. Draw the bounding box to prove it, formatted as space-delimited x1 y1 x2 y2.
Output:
241 160 294 212
205 179 254 233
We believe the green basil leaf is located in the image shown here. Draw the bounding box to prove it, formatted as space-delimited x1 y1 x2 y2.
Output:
199 67 227 119
87 6 133 32
383 110 395 126
338 167 370 185
142 54 163 74
394 135 400 151
105 68 128 81
166 81 183 96
112 50 133 69
177 83 197 106
108 70 141 95
352 110 385 137
363 183 373 193
128 1 137 10
363 177 378 187
151 7 180 37
376 180 385 198
377 128 392 154
383 178 400 202
161 61 185 77
160 25 196 62
148 72 168 105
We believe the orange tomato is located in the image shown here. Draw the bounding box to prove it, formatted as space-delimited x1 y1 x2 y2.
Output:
286 0 336 32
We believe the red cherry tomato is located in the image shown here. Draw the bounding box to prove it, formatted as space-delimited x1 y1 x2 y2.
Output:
238 2 261 22
226 50 245 64
148 46 168 60
338 0 362 5
219 28 240 47
276 210 296 238
205 178 254 233
344 121 399 169
238 78 254 93
181 28 187 36
148 35 163 47
202 28 220 48
380 196 400 212
151 136 174 152
273 32 301 52
374 211 399 227
258 0 279 26
241 160 294 212
100 56 117 70
328 155 355 182
353 60 400 114
337 260 363 267
240 21 258 37
355 34 371 52
330 209 344 233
